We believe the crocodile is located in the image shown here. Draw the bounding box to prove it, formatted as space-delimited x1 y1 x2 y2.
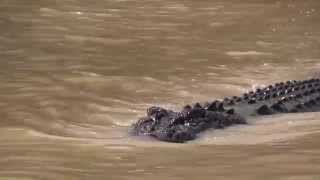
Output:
132 78 320 143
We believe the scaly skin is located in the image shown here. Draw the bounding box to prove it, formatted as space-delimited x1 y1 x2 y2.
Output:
132 78 320 143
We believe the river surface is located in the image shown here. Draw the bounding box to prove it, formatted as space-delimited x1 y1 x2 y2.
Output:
1 0 320 179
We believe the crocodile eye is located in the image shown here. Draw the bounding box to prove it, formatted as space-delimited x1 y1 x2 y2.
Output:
256 88 261 93
188 108 206 119
170 115 185 126
228 100 235 105
206 101 219 111
235 97 242 102
147 106 168 121
224 97 230 101
193 103 202 108
133 117 156 135
226 109 235 115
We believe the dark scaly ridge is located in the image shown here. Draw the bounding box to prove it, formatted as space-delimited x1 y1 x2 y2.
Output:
132 78 320 143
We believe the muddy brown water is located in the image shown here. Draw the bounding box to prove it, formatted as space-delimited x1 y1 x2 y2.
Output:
1 0 320 179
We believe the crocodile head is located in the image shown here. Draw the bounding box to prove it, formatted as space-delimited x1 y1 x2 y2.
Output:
132 103 246 143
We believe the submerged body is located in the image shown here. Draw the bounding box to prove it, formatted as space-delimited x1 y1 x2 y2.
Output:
132 78 320 143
